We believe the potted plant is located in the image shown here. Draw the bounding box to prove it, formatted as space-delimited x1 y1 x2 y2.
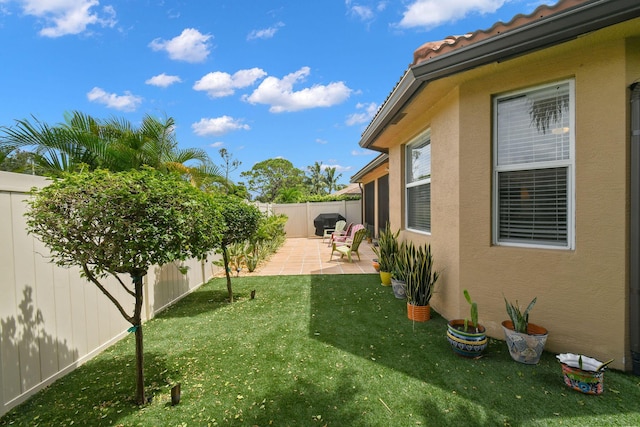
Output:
390 241 408 299
502 296 548 364
446 289 488 358
404 242 439 321
371 223 399 286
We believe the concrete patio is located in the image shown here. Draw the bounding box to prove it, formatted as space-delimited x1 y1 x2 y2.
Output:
253 236 379 276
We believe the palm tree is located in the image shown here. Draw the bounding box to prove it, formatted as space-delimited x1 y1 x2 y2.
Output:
306 161 326 195
0 112 219 184
324 166 342 194
0 112 104 175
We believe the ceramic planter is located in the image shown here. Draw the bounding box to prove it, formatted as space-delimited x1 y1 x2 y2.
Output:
557 353 607 395
501 320 548 364
447 319 487 358
407 303 430 322
379 271 392 286
391 278 406 299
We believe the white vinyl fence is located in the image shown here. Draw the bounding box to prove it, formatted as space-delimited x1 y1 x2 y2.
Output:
0 171 222 417
256 200 362 237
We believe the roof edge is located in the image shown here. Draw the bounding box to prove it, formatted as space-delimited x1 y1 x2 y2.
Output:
350 153 389 183
358 0 640 150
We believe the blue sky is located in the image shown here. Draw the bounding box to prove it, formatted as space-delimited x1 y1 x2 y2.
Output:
0 0 546 185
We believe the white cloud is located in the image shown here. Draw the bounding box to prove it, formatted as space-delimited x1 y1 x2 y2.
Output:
209 141 224 148
145 73 182 87
149 28 212 63
244 66 352 113
19 0 116 37
398 0 505 28
346 1 386 21
316 138 328 144
193 68 267 98
86 87 141 112
351 149 376 156
327 163 351 173
247 22 284 40
346 102 378 125
192 116 250 136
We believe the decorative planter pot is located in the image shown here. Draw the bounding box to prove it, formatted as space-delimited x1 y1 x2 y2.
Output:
379 271 392 286
372 259 380 272
407 303 430 322
557 353 607 395
447 320 487 358
501 320 548 364
391 278 406 299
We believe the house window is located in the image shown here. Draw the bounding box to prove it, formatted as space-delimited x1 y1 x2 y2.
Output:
493 80 574 249
406 130 431 233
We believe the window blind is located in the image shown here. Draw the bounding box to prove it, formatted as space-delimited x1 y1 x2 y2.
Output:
407 183 431 231
497 167 568 245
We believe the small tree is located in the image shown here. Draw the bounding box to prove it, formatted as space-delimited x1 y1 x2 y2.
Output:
26 168 223 405
215 195 262 302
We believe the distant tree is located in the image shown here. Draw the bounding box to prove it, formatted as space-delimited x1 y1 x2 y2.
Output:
306 161 327 195
218 148 241 193
25 168 223 405
324 167 342 194
215 195 262 302
0 149 46 175
275 187 304 203
239 158 305 202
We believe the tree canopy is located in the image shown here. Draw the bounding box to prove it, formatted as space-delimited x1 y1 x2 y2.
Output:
239 158 306 202
26 168 223 404
215 195 262 302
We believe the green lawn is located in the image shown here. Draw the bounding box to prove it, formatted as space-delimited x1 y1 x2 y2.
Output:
2 274 639 426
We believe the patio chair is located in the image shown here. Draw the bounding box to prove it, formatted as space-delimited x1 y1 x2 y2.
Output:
323 220 346 243
330 228 368 262
329 222 353 245
332 223 364 245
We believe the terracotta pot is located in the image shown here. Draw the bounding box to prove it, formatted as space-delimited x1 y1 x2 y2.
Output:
501 320 548 364
447 319 487 358
379 271 392 286
372 259 380 272
407 303 430 322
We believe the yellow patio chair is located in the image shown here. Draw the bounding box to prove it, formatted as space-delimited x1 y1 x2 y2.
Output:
330 228 367 262
323 220 346 243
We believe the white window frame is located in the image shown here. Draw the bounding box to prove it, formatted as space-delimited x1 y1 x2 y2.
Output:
492 80 575 250
405 129 431 234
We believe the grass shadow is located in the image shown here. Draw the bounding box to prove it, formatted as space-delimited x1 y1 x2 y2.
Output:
0 349 177 426
308 273 640 425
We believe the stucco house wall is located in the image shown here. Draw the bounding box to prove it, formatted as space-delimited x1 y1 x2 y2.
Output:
354 8 640 371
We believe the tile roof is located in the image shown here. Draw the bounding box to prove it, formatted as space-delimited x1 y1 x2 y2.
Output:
411 0 590 66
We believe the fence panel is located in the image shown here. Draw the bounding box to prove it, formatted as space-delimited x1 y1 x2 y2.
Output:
0 171 220 417
268 200 362 237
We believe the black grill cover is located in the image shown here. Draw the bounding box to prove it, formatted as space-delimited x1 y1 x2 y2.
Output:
313 213 346 236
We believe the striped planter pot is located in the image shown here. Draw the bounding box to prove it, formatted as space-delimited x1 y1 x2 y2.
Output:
447 319 488 358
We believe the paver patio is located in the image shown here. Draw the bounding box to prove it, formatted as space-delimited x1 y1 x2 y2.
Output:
254 236 378 276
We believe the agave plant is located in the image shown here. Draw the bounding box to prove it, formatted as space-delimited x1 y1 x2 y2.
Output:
504 296 537 333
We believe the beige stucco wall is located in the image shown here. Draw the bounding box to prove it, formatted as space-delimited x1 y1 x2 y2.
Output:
382 19 640 370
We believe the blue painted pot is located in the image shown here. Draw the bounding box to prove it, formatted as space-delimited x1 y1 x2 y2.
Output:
447 319 488 358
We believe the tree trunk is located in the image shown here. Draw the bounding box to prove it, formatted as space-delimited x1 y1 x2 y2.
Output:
132 274 145 405
222 245 234 303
